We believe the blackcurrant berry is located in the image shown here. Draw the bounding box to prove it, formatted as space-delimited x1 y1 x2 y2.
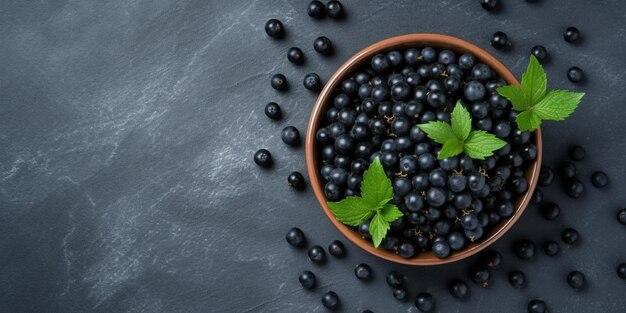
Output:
271 73 288 91
564 26 580 43
264 19 284 38
508 270 526 289
415 292 435 312
567 66 584 83
591 171 609 188
567 271 586 290
528 299 547 313
562 228 579 245
464 81 486 101
307 1 325 18
432 238 451 258
299 270 317 289
265 102 282 120
514 239 536 260
303 73 322 91
482 250 502 268
491 31 510 49
308 245 326 264
471 267 491 287
398 242 416 258
449 280 470 299
566 179 585 198
569 145 586 161
327 1 344 19
531 45 548 62
618 209 626 225
285 227 306 248
559 161 577 179
288 171 305 190
328 240 345 258
281 126 301 146
386 271 404 287
544 241 560 256
287 47 304 65
253 149 273 168
392 287 407 301
313 36 333 55
481 0 499 11
354 263 372 280
618 263 626 279
321 291 340 309
358 220 371 239
541 202 560 221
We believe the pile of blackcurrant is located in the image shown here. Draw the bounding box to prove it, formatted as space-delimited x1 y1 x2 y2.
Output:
315 47 537 259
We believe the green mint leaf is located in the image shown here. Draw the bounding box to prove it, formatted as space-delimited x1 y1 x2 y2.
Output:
515 110 542 132
521 54 547 105
417 121 456 145
380 203 404 223
369 212 390 248
497 85 528 111
327 196 375 226
450 101 472 140
463 130 507 160
438 138 464 159
361 157 393 208
533 90 585 121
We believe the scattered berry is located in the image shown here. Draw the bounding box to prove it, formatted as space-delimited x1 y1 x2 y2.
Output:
567 270 586 290
508 270 526 289
415 292 435 312
271 73 288 91
307 1 325 18
566 179 585 198
482 250 503 268
564 26 580 43
471 267 491 287
281 126 301 146
299 271 317 289
528 299 547 313
398 242 416 258
538 166 555 186
392 287 408 301
567 66 585 83
541 203 560 221
559 161 577 179
386 271 404 287
514 239 536 260
321 291 340 309
314 36 333 55
618 209 626 225
569 145 586 161
303 73 322 91
618 263 626 279
491 31 510 49
354 263 372 280
287 47 305 65
544 241 560 256
254 149 273 168
562 228 580 245
285 227 306 247
449 280 470 299
264 19 284 38
264 102 281 120
327 0 344 19
531 188 544 205
591 171 609 188
531 45 548 62
328 240 346 258
481 0 499 11
288 171 305 190
308 245 327 264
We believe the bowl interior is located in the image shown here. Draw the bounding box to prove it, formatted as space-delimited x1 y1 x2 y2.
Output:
305 33 542 266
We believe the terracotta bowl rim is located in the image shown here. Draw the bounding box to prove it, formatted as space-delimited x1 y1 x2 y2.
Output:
305 33 542 266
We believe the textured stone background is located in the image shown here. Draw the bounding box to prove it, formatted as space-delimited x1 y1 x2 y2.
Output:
0 0 625 312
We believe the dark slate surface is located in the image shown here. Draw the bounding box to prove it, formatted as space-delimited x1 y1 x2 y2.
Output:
1 0 625 312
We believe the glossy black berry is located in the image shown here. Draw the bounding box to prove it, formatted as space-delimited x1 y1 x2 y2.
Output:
544 241 560 256
567 66 584 83
327 0 344 19
514 239 536 260
264 19 284 38
482 250 502 268
328 240 346 258
385 271 403 288
567 271 586 290
449 280 470 299
307 1 325 18
265 102 282 120
271 73 288 91
491 31 510 49
618 209 626 225
308 245 326 264
569 145 586 161
560 161 577 179
481 0 499 11
566 179 585 198
541 202 560 220
354 263 372 280
286 227 306 248
281 126 301 146
471 267 491 287
313 36 333 55
562 228 579 245
528 299 547 313
288 171 305 190
399 242 416 258
287 47 304 65
509 270 526 289
253 149 273 168
415 292 435 312
591 171 609 188
304 73 322 91
464 81 486 101
321 291 339 309
618 263 626 279
299 270 316 289
392 287 408 301
432 239 451 259
358 220 371 239
531 45 548 62
564 26 580 43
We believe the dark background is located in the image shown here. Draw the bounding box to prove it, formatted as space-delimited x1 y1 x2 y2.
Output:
1 0 625 312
